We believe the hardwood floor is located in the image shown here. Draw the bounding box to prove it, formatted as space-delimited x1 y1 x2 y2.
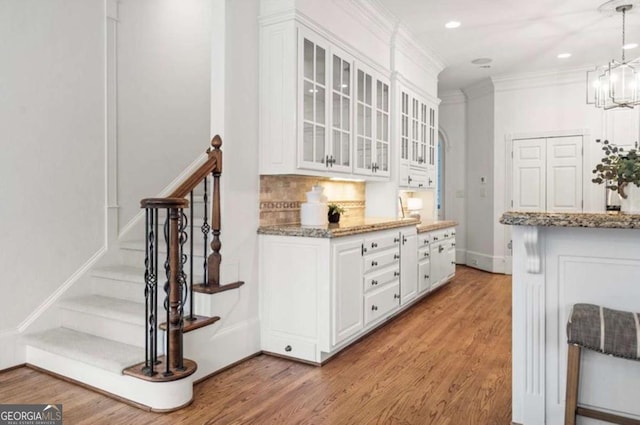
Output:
0 266 512 424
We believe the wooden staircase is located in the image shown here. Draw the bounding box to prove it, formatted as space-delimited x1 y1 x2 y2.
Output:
23 136 244 410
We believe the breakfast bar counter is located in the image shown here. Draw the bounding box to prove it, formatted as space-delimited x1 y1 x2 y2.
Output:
500 211 640 425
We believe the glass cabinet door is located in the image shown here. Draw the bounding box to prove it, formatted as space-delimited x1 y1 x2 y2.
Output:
355 68 373 173
419 102 428 166
300 35 328 170
429 106 436 168
375 79 390 175
401 92 409 162
330 52 352 172
411 98 420 166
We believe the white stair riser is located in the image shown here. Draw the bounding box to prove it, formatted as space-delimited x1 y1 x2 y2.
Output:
60 308 146 348
92 275 146 303
26 346 192 410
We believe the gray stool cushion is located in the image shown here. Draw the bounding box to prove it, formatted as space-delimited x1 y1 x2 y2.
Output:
567 303 640 361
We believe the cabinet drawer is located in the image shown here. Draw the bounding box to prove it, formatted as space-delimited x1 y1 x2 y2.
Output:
364 249 399 273
418 260 431 293
418 246 430 261
363 232 401 255
364 265 400 293
418 235 431 249
364 282 400 325
262 334 317 363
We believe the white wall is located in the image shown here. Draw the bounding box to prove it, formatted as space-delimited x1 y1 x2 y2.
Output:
117 0 213 232
439 91 467 263
0 0 105 361
220 0 260 325
462 80 495 272
492 70 607 270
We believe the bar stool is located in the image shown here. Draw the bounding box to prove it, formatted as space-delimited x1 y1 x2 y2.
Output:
565 303 640 425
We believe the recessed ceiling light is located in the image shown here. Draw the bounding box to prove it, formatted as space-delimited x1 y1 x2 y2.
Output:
471 58 492 65
623 42 638 50
557 53 572 59
445 21 461 29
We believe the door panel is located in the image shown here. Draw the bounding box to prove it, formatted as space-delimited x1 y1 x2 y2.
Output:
546 136 583 212
513 139 546 212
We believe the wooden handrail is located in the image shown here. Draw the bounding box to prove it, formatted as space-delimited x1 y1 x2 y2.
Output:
170 135 222 199
140 197 189 209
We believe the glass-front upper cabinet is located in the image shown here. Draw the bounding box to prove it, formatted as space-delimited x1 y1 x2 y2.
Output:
354 62 390 177
299 29 353 173
300 33 329 171
330 48 353 173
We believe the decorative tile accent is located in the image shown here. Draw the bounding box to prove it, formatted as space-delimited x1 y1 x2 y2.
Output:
259 175 366 226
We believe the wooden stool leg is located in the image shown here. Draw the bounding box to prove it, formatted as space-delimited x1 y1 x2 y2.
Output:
565 344 581 425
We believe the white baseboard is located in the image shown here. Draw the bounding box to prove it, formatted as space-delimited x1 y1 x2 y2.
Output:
455 248 466 265
465 250 505 274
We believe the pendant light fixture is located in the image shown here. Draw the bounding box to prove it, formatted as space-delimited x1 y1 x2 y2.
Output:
587 4 640 109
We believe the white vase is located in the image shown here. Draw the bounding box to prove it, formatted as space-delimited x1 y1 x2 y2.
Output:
620 183 640 213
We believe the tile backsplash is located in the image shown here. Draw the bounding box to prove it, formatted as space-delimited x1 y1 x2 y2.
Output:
260 175 365 226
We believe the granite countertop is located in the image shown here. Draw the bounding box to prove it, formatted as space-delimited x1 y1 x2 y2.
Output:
416 219 458 233
500 211 640 229
257 217 420 238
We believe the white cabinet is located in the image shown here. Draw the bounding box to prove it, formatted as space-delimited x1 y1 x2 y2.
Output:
398 86 437 189
417 234 431 293
259 227 409 363
400 228 417 305
260 20 391 180
428 228 456 290
332 238 364 345
353 63 390 177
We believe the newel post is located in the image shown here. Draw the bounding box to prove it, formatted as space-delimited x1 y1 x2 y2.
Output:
207 135 223 287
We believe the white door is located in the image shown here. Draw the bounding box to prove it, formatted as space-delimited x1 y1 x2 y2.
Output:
546 136 583 212
513 138 546 212
332 239 364 346
400 232 417 305
512 136 583 213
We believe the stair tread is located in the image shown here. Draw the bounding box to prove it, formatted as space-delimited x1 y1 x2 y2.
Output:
92 265 145 283
120 239 209 256
59 295 145 325
24 328 144 374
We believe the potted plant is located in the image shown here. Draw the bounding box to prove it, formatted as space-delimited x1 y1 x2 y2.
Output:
592 139 640 213
327 203 345 223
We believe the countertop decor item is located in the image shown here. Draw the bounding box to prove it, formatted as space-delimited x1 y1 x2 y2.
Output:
592 139 640 212
300 185 328 226
327 203 345 223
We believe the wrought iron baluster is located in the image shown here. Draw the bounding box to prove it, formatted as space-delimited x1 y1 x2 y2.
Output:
188 190 194 321
163 210 172 377
152 208 159 365
201 178 210 285
177 209 188 370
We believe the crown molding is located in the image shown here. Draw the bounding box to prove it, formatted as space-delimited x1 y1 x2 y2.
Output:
336 0 396 39
393 72 440 104
491 66 592 93
439 90 466 105
391 24 446 78
463 78 494 100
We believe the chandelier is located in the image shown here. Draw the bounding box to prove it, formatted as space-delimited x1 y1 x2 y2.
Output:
587 4 640 109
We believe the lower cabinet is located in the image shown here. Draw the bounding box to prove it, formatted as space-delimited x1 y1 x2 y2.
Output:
259 224 456 364
259 227 407 363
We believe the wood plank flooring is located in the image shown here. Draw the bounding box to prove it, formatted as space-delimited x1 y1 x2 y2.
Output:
0 266 512 424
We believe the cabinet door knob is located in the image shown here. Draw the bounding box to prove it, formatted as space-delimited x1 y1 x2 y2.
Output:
393 237 400 243
407 176 412 183
285 345 292 352
444 233 449 237
434 236 439 241
371 305 378 311
394 271 400 277
371 261 378 267
424 274 429 279
424 239 429 245
424 252 429 257
439 245 444 253
452 243 456 247
451 261 456 264
372 280 378 286
371 242 378 248
394 254 400 260
394 294 400 300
